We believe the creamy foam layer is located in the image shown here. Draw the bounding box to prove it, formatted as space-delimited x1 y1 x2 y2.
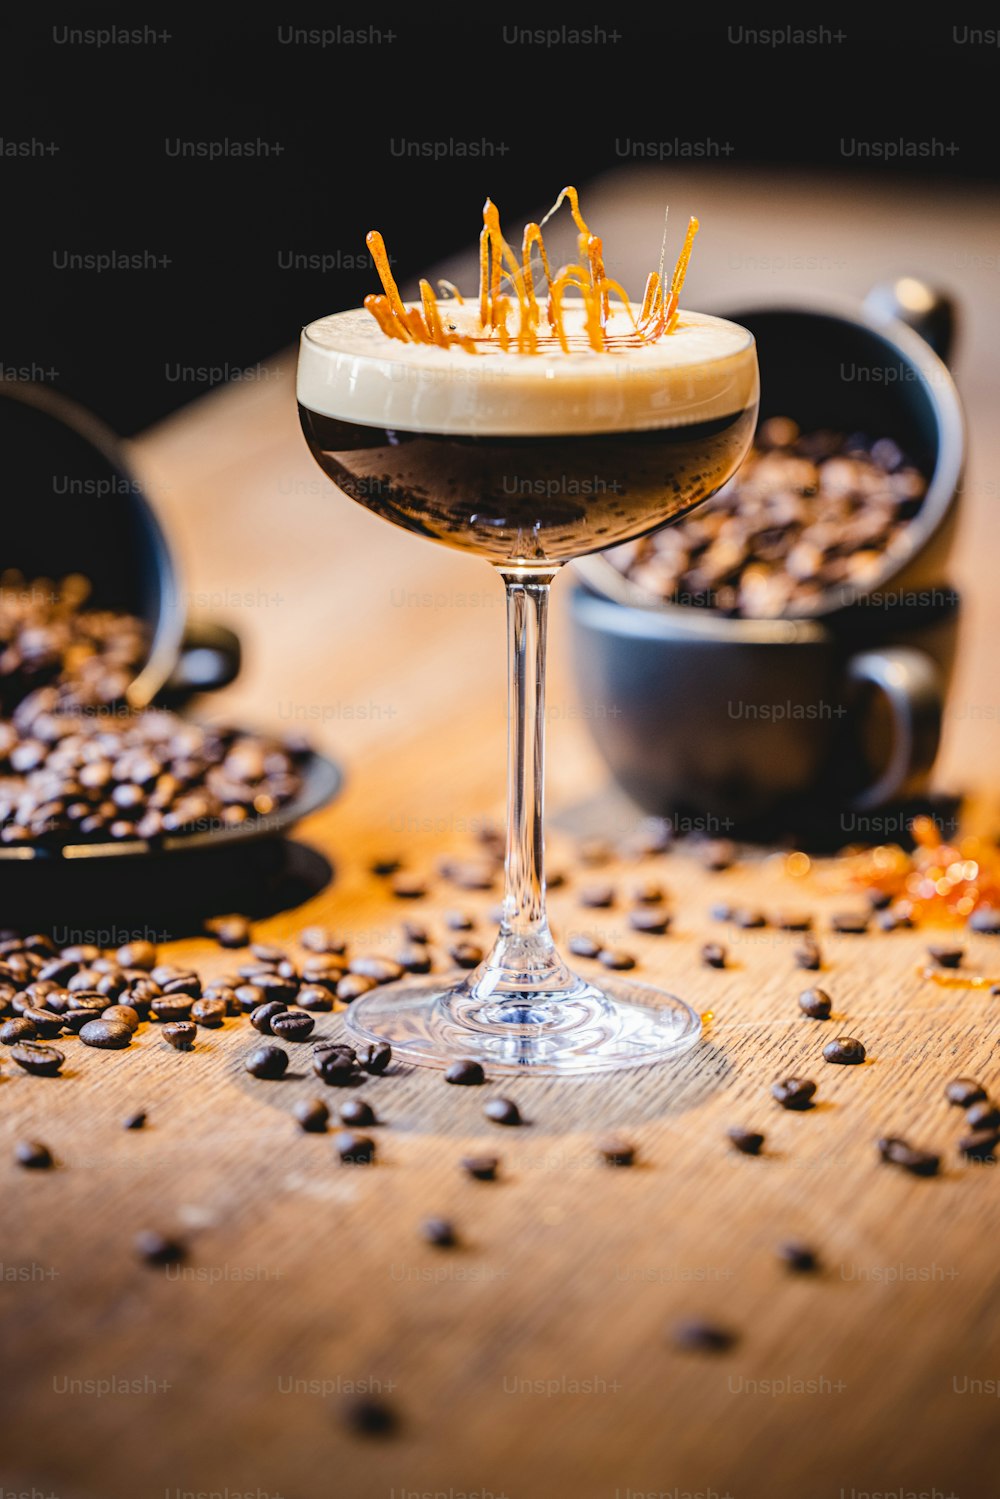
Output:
297 300 757 436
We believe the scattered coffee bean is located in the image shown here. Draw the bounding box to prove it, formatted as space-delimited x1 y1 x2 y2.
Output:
628 907 671 935
598 948 635 971
151 994 195 1023
191 996 226 1028
340 1098 377 1127
445 910 475 931
102 1004 140 1033
11 1041 64 1076
251 942 287 966
299 925 347 955
162 1022 196 1051
727 1128 765 1156
270 1010 315 1043
313 1039 355 1060
349 956 404 985
421 1217 457 1247
1 1016 37 1044
293 1097 329 1133
123 1110 147 1130
733 908 766 930
798 988 832 1020
390 873 426 900
313 1050 357 1086
671 1319 737 1353
710 902 732 921
969 906 1000 935
233 983 265 1014
340 1395 396 1435
598 1137 636 1167
777 1241 820 1273
774 912 813 932
250 1000 289 1035
301 954 347 987
15 1139 53 1169
245 1044 288 1080
631 880 665 905
831 912 870 935
701 942 727 969
484 1097 522 1126
878 909 914 932
134 1229 185 1265
959 1129 1000 1162
208 915 251 949
772 1077 817 1110
402 920 429 944
578 837 612 867
578 883 614 909
294 984 335 1011
334 1131 376 1164
20 1007 64 1039
965 1100 1000 1132
945 1078 987 1108
445 1058 484 1086
702 840 736 872
568 934 601 959
440 856 496 890
823 1036 866 1065
337 974 378 1004
878 1137 939 1176
396 943 432 974
461 1155 499 1181
448 942 483 969
116 940 157 971
928 945 963 969
79 1017 132 1050
371 856 402 877
793 938 822 971
358 1041 392 1076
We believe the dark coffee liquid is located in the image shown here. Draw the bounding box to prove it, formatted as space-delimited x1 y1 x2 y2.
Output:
299 405 756 567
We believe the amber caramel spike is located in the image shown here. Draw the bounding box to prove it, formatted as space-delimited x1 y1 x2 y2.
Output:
669 216 700 296
364 294 411 343
365 231 408 322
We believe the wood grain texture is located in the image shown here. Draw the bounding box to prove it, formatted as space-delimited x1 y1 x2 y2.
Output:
4 168 1000 1499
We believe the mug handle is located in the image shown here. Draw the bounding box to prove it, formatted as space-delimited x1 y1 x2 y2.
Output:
158 619 242 702
863 278 957 366
845 646 944 811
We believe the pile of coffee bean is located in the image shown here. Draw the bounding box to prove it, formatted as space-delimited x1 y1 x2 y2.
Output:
608 418 928 617
0 571 147 714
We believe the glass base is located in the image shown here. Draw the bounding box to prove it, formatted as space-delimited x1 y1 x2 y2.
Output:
343 969 702 1075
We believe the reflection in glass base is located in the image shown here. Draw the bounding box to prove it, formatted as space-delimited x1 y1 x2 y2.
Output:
343 969 702 1074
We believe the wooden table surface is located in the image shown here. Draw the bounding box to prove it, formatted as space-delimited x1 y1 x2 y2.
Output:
5 167 1000 1499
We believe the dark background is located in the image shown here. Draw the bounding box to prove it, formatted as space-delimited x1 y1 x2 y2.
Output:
0 13 988 434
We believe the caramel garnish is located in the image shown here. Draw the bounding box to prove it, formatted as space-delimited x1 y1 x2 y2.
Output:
365 186 700 355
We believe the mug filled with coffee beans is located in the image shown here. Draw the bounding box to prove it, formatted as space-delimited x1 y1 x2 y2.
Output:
571 280 964 836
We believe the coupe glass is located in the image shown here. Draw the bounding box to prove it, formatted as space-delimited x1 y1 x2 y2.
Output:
297 301 758 1072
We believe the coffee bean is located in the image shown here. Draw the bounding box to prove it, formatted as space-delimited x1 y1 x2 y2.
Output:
727 1128 765 1156
969 906 1000 935
251 942 287 965
313 1039 355 1060
445 1058 484 1086
38 958 79 986
439 856 496 891
774 912 813 932
777 1241 820 1273
67 992 109 1013
878 909 914 932
448 942 483 969
959 1129 1000 1162
371 856 403 877
150 988 195 1021
793 938 822 971
671 1319 737 1353
397 944 432 974
340 1098 377 1127
598 948 635 971
710 902 732 921
628 907 671 935
250 1000 288 1035
349 956 404 985
578 883 614 909
102 1004 140 1033
483 1097 522 1126
798 988 832 1020
191 997 226 1028
209 915 251 949
823 1036 866 1065
402 920 429 944
295 984 335 1011
160 971 202 999
445 910 475 931
20 1007 64 1039
79 1018 132 1050
340 1395 396 1435
598 1137 636 1167
830 912 869 935
293 1097 330 1133
702 840 736 872
11 1041 64 1076
270 1010 315 1043
772 1077 817 1110
163 1022 196 1051
358 1042 392 1076
134 1229 185 1265
299 926 347 955
116 941 157 971
461 1154 499 1181
337 974 378 1004
928 945 963 969
701 943 727 969
245 1045 288 1079
334 1131 375 1164
1 1016 37 1044
313 1050 357 1086
248 972 298 1004
234 984 266 1014
390 873 426 899
878 1137 939 1176
15 1140 53 1169
123 1110 147 1130
568 934 601 959
421 1217 456 1247
965 1100 1000 1132
945 1078 987 1108
301 955 347 988
733 909 766 929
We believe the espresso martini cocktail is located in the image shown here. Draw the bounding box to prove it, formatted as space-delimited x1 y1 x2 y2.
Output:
297 189 759 1072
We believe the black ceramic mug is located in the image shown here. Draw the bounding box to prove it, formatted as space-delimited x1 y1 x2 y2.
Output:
570 281 965 836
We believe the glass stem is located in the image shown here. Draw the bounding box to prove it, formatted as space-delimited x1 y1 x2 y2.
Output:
470 571 576 1002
